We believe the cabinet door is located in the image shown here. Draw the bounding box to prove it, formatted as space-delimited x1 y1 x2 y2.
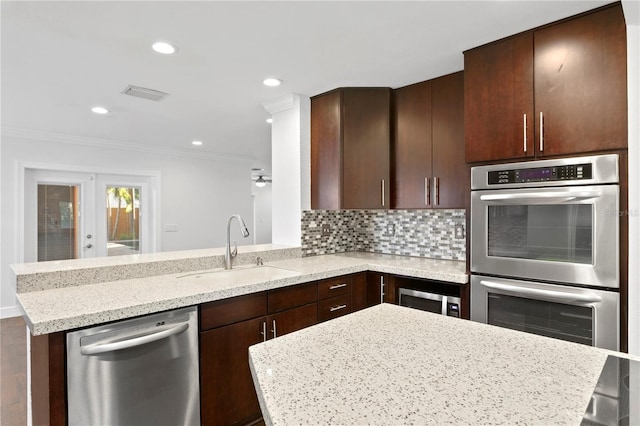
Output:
464 32 535 162
366 272 391 307
200 317 264 426
393 81 432 208
431 71 467 209
351 272 369 312
342 88 391 209
534 4 627 156
267 303 318 339
311 90 342 210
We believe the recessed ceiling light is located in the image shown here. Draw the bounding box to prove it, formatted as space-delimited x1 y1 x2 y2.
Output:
191 140 203 146
152 41 177 55
266 118 273 124
263 78 282 87
91 106 109 115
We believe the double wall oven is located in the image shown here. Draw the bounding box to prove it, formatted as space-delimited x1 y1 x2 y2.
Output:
470 154 620 350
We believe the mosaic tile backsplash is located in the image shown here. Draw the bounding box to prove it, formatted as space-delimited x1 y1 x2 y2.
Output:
301 209 466 261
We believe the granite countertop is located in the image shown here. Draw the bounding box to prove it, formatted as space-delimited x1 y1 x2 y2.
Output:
15 249 467 335
248 303 631 426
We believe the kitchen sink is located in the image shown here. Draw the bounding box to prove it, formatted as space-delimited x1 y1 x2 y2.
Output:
177 265 300 283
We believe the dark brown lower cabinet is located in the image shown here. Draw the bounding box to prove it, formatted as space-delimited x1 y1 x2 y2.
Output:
200 317 264 426
199 284 319 425
366 272 394 307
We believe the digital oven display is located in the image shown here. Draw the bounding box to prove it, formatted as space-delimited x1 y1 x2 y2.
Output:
488 163 592 185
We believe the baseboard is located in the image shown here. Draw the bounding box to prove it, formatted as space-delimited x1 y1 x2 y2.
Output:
1 305 22 319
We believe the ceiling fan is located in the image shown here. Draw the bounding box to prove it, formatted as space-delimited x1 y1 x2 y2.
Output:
251 169 272 187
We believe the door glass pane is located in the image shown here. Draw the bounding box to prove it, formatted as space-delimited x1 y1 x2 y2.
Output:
487 204 593 264
488 293 593 346
106 187 140 256
37 184 79 261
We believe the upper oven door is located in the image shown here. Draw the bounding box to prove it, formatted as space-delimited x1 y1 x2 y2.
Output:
471 185 619 288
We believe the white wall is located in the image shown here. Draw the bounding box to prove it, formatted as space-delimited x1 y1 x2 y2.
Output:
251 183 272 244
623 0 640 356
265 94 311 246
0 131 254 317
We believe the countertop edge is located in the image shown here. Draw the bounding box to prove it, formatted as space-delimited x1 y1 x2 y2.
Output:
18 253 468 335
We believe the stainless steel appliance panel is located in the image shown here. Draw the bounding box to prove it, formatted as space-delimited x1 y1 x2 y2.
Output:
67 306 200 426
471 154 619 190
471 275 619 350
471 184 619 288
398 288 461 317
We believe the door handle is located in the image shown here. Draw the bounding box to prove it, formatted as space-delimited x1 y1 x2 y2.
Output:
84 244 93 249
480 280 602 304
480 191 600 203
81 322 189 355
539 112 544 152
523 113 527 153
425 177 430 206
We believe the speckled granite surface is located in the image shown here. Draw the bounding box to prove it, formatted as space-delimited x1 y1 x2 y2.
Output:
16 251 467 335
248 303 618 426
12 244 302 292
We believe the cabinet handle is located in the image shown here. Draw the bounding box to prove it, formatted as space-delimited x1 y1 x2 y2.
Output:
329 304 347 312
523 114 527 153
271 319 277 339
329 283 347 290
425 177 430 206
380 276 385 304
434 177 440 206
261 321 267 342
539 112 544 152
381 179 385 207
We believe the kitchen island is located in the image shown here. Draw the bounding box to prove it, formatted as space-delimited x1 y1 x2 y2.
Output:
248 303 629 426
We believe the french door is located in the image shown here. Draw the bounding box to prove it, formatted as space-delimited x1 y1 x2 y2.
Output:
24 169 154 262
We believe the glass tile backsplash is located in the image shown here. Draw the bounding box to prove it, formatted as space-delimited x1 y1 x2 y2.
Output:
301 209 466 260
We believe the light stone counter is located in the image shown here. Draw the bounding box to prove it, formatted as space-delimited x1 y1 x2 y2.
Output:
15 250 467 335
248 303 626 426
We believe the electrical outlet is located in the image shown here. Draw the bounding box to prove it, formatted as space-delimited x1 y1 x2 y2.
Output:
321 223 331 237
454 224 464 239
387 224 396 236
165 224 178 232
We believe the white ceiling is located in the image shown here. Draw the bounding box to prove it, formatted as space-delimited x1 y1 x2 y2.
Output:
1 1 616 176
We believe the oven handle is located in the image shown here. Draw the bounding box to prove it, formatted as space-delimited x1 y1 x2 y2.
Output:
480 280 602 305
480 191 600 203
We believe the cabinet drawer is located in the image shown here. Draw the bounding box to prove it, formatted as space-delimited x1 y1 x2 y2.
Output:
268 282 317 314
318 294 352 322
200 292 267 331
317 276 352 300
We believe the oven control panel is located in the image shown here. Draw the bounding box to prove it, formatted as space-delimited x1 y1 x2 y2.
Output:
488 163 593 185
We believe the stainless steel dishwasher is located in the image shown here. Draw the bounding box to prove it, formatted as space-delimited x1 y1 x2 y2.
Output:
66 306 200 426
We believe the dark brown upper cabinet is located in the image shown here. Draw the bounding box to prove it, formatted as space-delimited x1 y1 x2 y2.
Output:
464 3 627 163
393 71 466 209
311 88 391 209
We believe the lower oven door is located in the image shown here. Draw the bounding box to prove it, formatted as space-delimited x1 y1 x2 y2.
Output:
470 275 619 350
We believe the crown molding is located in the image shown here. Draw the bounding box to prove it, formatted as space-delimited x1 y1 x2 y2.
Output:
262 94 296 114
1 127 254 164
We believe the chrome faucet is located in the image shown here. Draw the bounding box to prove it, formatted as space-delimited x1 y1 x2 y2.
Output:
225 214 250 269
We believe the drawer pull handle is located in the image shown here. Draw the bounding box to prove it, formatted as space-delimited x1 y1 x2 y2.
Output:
329 283 347 290
329 304 347 312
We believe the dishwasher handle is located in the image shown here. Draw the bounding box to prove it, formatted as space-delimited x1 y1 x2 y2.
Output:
80 322 189 355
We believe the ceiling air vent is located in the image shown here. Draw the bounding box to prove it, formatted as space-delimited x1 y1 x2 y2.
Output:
121 85 169 102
